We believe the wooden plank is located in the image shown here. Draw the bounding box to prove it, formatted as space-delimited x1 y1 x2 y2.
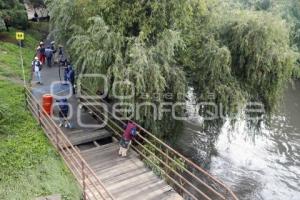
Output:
69 129 112 146
80 142 183 200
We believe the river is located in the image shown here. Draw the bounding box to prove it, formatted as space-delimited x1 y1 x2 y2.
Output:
174 82 300 200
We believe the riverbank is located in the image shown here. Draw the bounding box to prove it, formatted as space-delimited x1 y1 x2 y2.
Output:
0 24 81 199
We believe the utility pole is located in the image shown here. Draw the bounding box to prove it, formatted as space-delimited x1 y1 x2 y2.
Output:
16 32 26 86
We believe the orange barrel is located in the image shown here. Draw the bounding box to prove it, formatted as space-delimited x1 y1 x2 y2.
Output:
42 94 53 116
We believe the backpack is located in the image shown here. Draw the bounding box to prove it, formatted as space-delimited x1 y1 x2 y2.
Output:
34 60 42 71
130 127 137 137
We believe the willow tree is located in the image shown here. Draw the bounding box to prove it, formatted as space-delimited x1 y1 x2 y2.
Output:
46 0 202 137
183 7 296 119
47 0 297 138
222 12 296 111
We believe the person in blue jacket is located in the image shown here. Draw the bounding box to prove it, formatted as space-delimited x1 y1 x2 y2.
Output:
67 65 75 94
63 62 69 84
57 98 70 128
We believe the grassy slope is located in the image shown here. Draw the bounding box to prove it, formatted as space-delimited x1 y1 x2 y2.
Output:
0 24 81 200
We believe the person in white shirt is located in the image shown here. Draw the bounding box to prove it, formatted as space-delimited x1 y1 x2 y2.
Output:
32 57 42 84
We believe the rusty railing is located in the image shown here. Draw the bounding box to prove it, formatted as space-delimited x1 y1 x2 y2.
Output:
24 87 115 200
79 86 238 200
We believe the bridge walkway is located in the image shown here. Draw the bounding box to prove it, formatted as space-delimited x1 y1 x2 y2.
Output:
28 64 182 200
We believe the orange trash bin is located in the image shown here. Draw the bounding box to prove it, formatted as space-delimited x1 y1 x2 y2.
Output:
42 94 53 116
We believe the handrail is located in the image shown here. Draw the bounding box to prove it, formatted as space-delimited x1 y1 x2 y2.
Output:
80 86 239 200
24 87 115 200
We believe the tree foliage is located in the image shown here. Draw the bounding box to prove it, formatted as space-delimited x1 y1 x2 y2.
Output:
46 0 299 136
47 0 197 137
0 0 28 29
0 16 5 30
184 1 298 115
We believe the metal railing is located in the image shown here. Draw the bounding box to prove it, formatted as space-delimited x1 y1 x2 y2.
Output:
24 87 115 200
79 87 239 200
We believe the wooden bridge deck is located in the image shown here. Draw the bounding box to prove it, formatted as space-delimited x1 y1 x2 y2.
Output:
66 128 112 146
30 64 183 200
80 142 182 200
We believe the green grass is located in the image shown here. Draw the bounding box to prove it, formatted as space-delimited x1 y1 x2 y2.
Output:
0 28 38 81
0 24 82 200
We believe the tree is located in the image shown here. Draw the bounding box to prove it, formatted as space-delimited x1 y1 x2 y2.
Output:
182 5 297 118
46 0 299 137
28 0 45 8
0 0 28 30
46 0 194 137
222 12 296 111
0 16 5 31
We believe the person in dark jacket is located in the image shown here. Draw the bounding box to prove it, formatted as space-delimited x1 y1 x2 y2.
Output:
50 41 56 51
67 65 75 94
38 42 46 65
63 61 69 84
57 98 70 128
4 16 10 31
33 11 39 22
58 45 64 65
45 46 54 67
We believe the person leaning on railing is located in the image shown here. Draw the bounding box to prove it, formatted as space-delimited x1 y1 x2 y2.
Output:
119 121 138 157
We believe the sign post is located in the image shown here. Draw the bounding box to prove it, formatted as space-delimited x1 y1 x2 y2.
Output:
16 32 26 86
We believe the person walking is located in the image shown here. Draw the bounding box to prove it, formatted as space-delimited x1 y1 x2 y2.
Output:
67 65 75 94
119 121 138 157
57 98 71 128
4 16 10 32
50 41 57 64
50 41 56 51
45 46 54 67
63 62 69 84
32 57 42 84
33 10 39 22
58 45 64 65
38 42 46 65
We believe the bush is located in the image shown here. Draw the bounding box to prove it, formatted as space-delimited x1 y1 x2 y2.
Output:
0 17 5 30
0 0 29 30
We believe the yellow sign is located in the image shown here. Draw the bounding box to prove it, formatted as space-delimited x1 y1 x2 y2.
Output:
16 32 24 40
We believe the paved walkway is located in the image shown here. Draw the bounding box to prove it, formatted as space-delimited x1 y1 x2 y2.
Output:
30 62 183 200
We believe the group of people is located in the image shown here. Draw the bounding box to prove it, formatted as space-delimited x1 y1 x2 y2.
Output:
32 40 138 156
36 41 55 67
32 41 75 128
32 41 74 87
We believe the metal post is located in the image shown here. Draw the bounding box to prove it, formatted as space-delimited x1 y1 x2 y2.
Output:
24 88 28 109
37 103 41 125
165 148 170 183
19 40 26 86
55 126 59 149
225 189 229 200
82 161 87 200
